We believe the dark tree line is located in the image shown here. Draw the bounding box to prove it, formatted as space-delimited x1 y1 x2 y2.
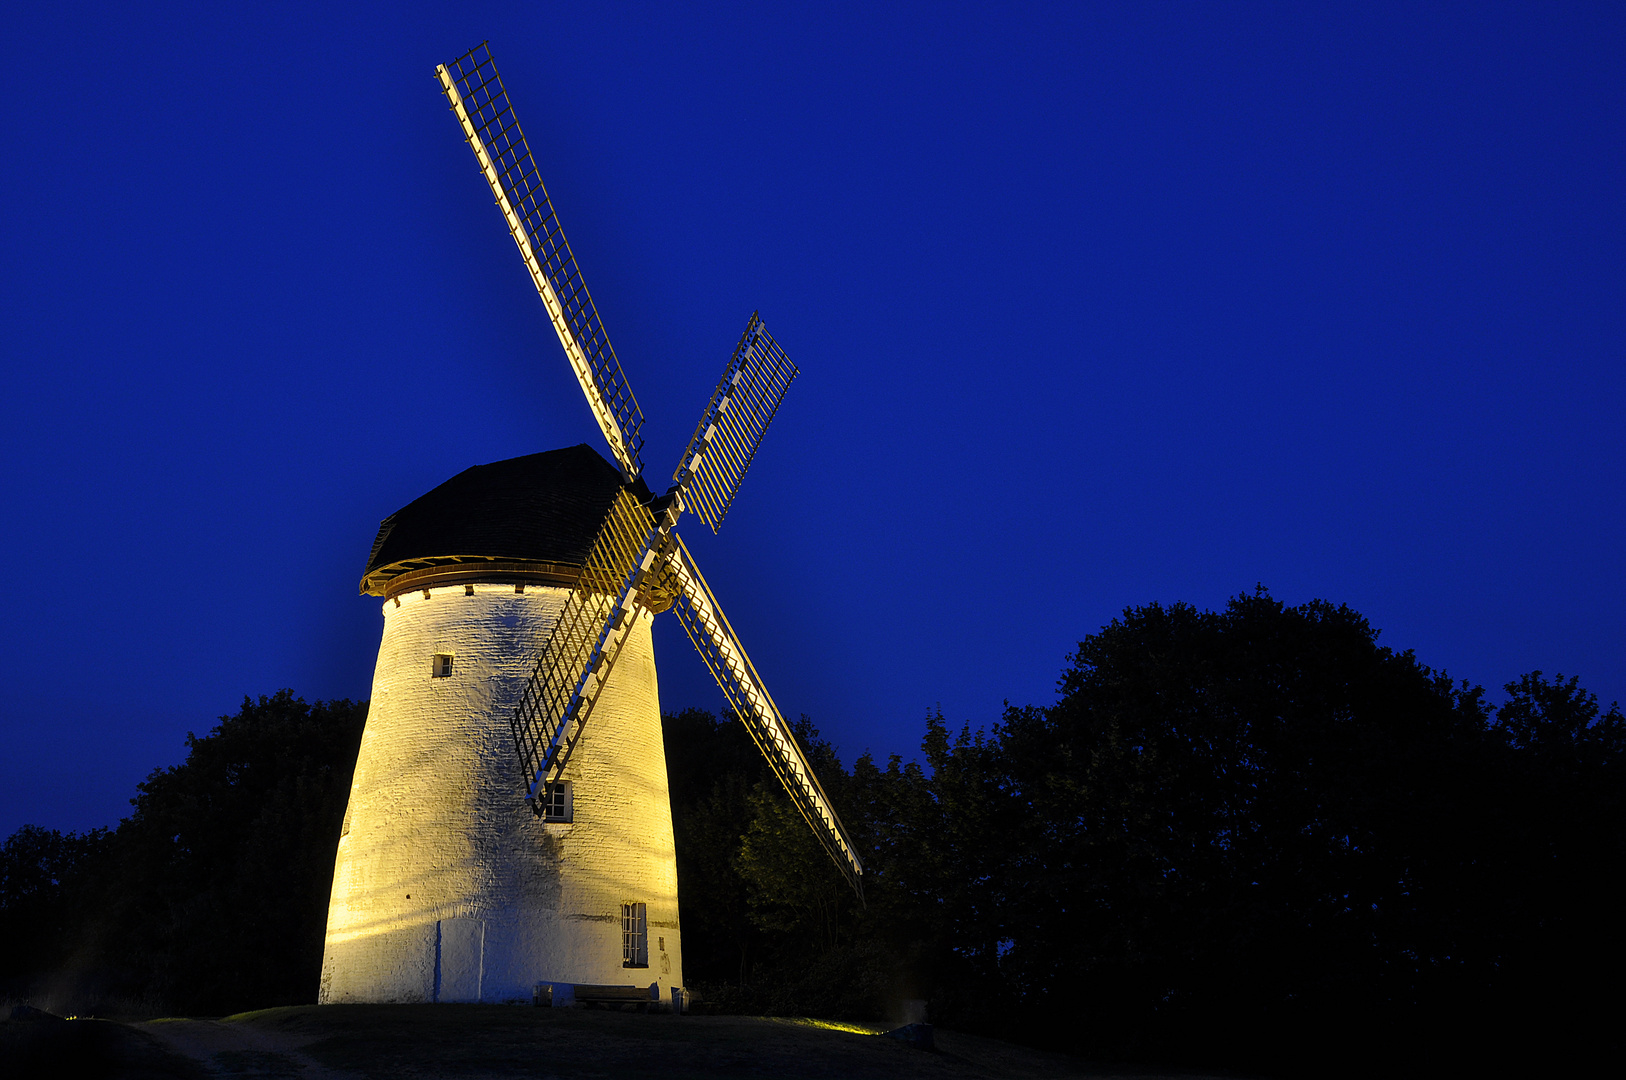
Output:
0 692 367 1016
665 592 1625 1072
3 593 1622 1072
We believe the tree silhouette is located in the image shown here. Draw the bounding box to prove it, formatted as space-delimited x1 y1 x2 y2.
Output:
1 691 365 1015
2 596 1621 1073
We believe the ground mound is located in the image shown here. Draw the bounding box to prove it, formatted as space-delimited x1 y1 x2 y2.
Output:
3 1004 1236 1079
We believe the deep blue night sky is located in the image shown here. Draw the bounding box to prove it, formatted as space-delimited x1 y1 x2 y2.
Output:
4 2 1622 837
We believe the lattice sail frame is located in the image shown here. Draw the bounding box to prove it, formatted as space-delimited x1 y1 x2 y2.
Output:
436 43 645 479
437 44 863 896
666 536 865 894
672 314 799 533
508 489 674 796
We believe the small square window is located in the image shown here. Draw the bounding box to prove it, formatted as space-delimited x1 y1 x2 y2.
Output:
622 902 648 968
539 781 572 822
432 654 454 678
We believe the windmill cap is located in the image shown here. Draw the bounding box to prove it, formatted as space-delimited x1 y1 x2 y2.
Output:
359 444 652 597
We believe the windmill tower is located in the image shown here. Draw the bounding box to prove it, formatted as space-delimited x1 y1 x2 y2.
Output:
318 44 862 1006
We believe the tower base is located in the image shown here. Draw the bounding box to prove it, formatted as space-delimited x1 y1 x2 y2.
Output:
319 583 682 1003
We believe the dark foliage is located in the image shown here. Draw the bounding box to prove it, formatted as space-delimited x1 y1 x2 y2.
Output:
0 825 112 986
661 706 887 1013
664 592 1625 1074
661 706 775 987
3 591 1623 1074
1 691 365 1015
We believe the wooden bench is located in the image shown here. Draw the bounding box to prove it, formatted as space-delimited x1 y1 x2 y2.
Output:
534 981 660 1011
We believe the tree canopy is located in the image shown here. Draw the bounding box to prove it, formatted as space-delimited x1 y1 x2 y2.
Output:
1 691 366 1015
664 592 1625 1071
4 593 1622 1072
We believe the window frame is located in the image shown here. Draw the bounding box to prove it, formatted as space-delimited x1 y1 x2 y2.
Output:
539 780 572 823
621 902 648 968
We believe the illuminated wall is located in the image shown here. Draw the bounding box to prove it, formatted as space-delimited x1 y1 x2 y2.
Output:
319 582 683 1003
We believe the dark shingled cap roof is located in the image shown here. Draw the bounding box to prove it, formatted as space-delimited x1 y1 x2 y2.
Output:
360 444 645 596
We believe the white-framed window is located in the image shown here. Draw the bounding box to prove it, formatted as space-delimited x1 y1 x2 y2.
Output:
621 902 648 968
539 781 572 822
432 654 454 678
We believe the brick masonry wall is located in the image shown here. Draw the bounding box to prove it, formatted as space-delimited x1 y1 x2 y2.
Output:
319 582 683 1004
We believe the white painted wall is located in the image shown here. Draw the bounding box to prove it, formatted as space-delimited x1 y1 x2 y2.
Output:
319 583 683 1004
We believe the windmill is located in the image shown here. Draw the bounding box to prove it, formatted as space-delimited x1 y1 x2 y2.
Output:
318 44 860 1006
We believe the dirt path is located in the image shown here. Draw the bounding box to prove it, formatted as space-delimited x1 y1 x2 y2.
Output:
0 1005 1244 1080
183 1005 1238 1080
138 1017 364 1080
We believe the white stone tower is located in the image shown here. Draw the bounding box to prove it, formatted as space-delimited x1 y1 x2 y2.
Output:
319 446 683 1003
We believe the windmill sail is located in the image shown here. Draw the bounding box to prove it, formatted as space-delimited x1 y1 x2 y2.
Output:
436 44 645 480
509 488 673 798
666 535 864 895
672 314 799 533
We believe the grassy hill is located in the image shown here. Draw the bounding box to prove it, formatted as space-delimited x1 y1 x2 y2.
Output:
2 1005 1239 1079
